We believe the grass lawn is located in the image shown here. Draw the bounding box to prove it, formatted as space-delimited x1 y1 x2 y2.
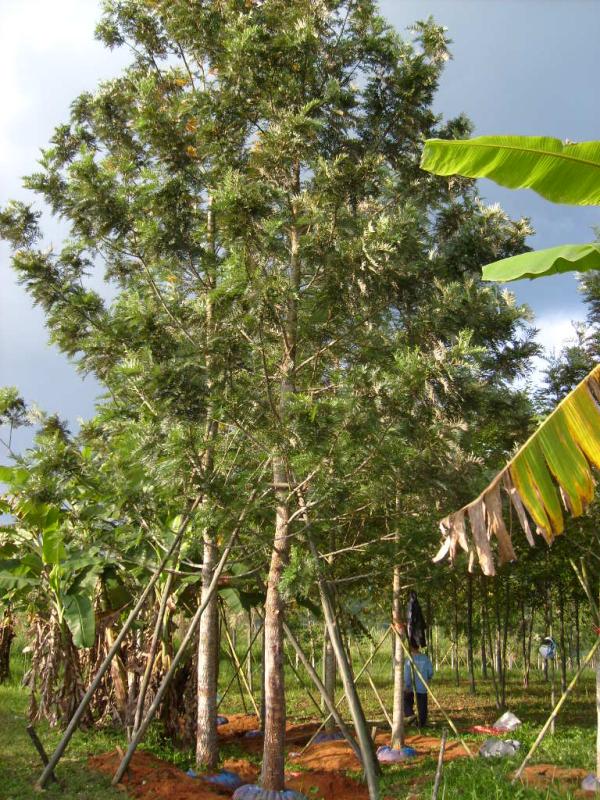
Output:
0 661 125 800
1 644 598 799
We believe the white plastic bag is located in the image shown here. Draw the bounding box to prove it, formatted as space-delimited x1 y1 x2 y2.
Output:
493 711 521 732
479 738 521 758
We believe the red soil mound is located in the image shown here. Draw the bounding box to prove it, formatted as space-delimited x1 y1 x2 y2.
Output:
513 764 592 797
89 748 384 800
88 716 470 800
290 731 472 772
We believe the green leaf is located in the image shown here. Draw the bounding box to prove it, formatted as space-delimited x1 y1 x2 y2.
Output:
421 136 600 205
63 593 95 648
0 560 37 590
483 243 600 281
42 528 66 565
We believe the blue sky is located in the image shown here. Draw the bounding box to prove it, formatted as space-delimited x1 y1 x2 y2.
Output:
1 0 598 452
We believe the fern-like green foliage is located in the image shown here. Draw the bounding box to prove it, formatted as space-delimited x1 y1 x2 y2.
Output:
482 242 600 282
421 136 600 205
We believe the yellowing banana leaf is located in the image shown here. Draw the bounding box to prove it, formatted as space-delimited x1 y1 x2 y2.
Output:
421 136 600 206
482 243 600 282
435 363 600 573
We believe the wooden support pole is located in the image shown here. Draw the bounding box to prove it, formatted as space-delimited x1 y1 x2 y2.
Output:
284 643 324 719
298 626 392 756
133 561 178 735
431 728 447 800
393 624 474 759
36 494 203 789
355 640 393 729
27 725 57 784
513 635 600 784
218 622 263 710
112 485 264 786
283 619 362 762
220 603 261 720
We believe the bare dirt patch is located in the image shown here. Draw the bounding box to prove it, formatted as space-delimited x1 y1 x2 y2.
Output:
513 764 592 797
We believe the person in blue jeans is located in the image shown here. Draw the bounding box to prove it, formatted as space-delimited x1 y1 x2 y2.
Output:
404 645 433 727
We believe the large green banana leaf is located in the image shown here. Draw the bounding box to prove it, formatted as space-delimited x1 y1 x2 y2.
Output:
434 363 600 575
482 242 600 282
421 136 600 205
63 592 95 648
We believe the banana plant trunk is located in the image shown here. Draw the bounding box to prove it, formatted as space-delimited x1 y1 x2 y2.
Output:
0 609 15 684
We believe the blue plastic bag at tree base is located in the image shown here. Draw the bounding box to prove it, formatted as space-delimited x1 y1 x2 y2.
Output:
376 745 417 763
244 729 263 738
203 770 244 791
216 715 229 726
313 731 344 744
232 786 308 800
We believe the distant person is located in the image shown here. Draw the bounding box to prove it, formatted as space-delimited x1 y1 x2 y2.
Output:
404 645 433 727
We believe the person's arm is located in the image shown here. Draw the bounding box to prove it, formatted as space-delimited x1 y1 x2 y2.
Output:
404 659 411 690
427 656 434 682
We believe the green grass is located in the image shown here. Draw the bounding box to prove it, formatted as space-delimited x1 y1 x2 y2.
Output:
0 658 125 800
1 640 598 799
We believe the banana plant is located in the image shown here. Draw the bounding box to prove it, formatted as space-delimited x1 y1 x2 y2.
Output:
434 362 600 574
421 136 600 281
0 484 101 648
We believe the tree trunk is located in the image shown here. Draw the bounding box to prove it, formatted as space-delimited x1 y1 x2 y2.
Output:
322 626 337 731
391 527 404 748
467 573 476 695
260 458 291 791
195 531 220 768
575 594 581 669
195 198 220 769
453 590 460 688
260 175 300 791
247 610 254 696
480 581 488 680
558 583 567 693
0 609 15 684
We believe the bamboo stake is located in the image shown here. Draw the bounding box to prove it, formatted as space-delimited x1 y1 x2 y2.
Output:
112 484 265 786
282 619 362 762
283 643 324 719
512 635 600 784
27 725 57 783
298 626 392 756
355 640 393 728
220 603 261 720
133 561 178 735
36 494 204 789
392 624 474 759
217 622 263 710
431 728 448 800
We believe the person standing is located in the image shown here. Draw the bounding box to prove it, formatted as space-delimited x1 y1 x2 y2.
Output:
404 644 433 727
